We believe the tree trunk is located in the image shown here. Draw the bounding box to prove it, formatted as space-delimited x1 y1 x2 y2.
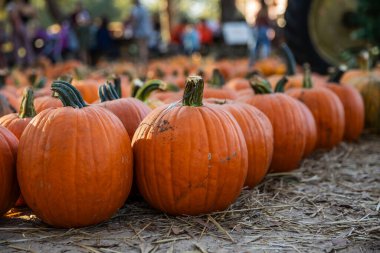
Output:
220 0 240 23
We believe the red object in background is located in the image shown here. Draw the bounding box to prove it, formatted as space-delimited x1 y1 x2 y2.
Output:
197 22 213 45
171 24 186 44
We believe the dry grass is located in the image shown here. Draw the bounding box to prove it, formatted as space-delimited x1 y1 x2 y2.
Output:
0 134 379 253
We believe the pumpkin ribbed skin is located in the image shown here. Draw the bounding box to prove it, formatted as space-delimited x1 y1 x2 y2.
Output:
34 96 63 113
296 100 317 157
0 114 31 139
326 84 364 141
206 100 273 188
98 98 151 140
240 93 306 172
203 88 238 100
287 88 345 149
132 104 248 215
133 76 247 215
17 106 133 228
0 126 19 216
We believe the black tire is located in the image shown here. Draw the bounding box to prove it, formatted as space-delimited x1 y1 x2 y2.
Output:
284 0 331 74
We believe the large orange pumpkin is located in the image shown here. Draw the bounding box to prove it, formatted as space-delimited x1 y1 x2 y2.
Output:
17 80 133 228
239 76 306 172
0 126 19 216
286 65 345 149
132 76 248 215
206 99 273 188
97 83 151 140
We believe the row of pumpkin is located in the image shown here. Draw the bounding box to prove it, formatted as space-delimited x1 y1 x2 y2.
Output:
0 48 379 229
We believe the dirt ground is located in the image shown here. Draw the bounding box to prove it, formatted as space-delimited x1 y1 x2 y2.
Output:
1 134 379 253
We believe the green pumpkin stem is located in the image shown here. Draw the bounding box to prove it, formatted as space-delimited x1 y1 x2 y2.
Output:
328 65 347 83
99 82 120 102
274 76 288 93
280 43 296 76
19 87 36 118
112 76 122 98
182 76 204 107
210 68 225 88
302 63 313 89
358 51 371 72
51 80 87 108
135 79 167 102
249 75 273 94
28 71 37 87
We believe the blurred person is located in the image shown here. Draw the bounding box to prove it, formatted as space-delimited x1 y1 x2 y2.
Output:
70 1 91 64
196 18 213 55
6 0 36 67
95 17 113 62
248 4 271 67
130 0 153 78
171 17 188 46
182 23 200 55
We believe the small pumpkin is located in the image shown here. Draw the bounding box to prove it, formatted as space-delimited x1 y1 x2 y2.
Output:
17 80 133 228
286 64 345 149
206 99 273 188
97 82 151 140
239 75 306 172
203 69 238 100
0 126 19 216
132 76 248 215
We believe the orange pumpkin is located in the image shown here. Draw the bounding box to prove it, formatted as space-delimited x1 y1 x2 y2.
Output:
17 80 133 228
286 65 345 149
239 76 306 172
206 99 273 188
0 126 19 216
97 83 151 140
132 76 248 215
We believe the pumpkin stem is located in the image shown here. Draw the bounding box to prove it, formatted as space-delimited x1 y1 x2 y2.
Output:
182 76 204 107
302 63 313 89
155 67 165 79
135 79 167 102
99 82 120 102
33 77 46 89
357 51 371 72
249 75 273 94
130 78 143 98
28 70 37 86
19 87 37 118
112 76 122 98
51 80 87 108
328 65 347 83
210 68 225 88
280 43 296 76
274 76 288 93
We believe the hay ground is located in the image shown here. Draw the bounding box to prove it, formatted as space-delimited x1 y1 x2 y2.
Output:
0 134 379 253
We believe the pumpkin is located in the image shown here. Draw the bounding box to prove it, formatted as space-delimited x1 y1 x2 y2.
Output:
206 99 273 188
72 79 102 103
132 76 248 215
0 87 36 139
274 77 317 157
34 95 63 113
342 72 380 134
17 80 133 228
97 82 151 140
326 71 364 141
286 64 345 149
239 76 306 172
0 126 19 216
225 78 251 91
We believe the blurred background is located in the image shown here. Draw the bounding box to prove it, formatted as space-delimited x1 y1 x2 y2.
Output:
0 0 378 73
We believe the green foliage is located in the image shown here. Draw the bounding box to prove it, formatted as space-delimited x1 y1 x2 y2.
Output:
352 0 380 46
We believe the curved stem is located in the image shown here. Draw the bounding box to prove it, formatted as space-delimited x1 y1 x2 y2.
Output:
249 75 273 94
210 68 225 88
135 79 167 102
99 82 120 102
28 71 37 86
182 76 204 107
19 87 36 118
274 76 288 93
328 65 347 83
113 76 122 98
98 85 107 102
280 43 296 76
302 63 313 89
51 80 87 108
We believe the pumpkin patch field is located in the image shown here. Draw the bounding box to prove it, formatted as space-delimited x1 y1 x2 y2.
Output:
0 56 379 252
